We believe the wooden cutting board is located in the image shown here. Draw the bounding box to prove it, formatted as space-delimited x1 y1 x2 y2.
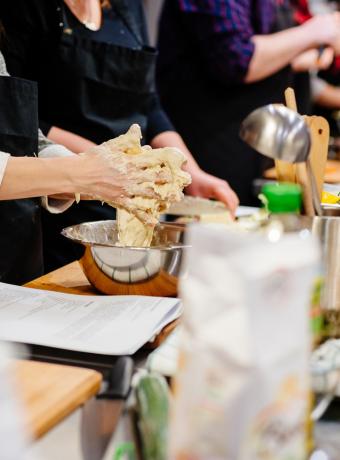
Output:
12 360 102 439
264 160 340 184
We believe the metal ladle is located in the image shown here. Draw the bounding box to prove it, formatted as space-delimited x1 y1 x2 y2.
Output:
240 104 323 216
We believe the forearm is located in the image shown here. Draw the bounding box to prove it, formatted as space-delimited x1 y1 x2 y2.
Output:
0 156 77 200
0 151 133 202
246 26 319 83
47 126 96 153
314 83 340 109
150 131 200 173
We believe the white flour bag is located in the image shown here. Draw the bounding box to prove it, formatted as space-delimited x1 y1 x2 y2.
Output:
170 224 320 460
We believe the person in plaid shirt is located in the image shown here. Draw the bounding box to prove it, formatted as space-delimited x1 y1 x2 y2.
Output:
157 0 340 204
294 0 340 111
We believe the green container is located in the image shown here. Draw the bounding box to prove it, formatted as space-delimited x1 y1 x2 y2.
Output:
262 183 302 214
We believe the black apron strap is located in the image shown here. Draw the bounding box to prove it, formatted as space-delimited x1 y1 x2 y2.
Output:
111 0 144 46
0 76 43 284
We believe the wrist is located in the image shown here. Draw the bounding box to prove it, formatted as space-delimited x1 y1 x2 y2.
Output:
301 17 334 48
63 154 92 193
299 21 321 48
40 156 81 194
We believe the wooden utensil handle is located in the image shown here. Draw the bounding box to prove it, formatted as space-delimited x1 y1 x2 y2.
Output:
284 87 315 216
284 87 298 112
273 87 299 183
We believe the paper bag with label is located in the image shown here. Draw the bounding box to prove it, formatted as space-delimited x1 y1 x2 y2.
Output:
170 225 319 460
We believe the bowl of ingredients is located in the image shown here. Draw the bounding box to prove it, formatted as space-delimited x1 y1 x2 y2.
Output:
62 220 188 297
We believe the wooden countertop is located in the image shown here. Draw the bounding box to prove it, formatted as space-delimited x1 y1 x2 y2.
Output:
13 360 102 440
25 261 97 296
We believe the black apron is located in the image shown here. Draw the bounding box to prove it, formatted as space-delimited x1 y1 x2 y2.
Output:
0 76 43 284
39 0 158 272
158 0 296 206
40 0 157 143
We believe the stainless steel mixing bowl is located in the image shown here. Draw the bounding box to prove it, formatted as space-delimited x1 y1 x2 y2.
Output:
62 220 188 297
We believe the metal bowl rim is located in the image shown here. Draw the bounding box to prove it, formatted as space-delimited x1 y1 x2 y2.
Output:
61 220 191 251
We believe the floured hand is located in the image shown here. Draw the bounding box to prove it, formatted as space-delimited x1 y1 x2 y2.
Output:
83 125 191 246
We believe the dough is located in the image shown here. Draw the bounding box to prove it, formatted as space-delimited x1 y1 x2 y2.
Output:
117 207 155 247
98 125 191 247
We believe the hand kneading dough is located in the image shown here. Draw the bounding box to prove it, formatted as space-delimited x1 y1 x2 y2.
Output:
99 125 191 247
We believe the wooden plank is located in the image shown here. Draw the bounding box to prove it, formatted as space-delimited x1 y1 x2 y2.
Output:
12 360 102 439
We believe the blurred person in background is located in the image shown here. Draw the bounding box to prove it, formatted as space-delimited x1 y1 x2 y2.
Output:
0 0 238 273
295 0 340 137
157 0 340 205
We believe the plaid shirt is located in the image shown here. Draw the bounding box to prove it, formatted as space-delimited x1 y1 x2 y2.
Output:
175 0 289 82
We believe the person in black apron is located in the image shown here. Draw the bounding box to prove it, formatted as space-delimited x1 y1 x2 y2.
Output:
0 71 169 283
0 0 239 272
157 0 340 205
41 0 162 271
0 47 173 283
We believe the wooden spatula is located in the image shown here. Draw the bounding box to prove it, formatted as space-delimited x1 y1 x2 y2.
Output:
303 115 329 202
284 87 315 216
